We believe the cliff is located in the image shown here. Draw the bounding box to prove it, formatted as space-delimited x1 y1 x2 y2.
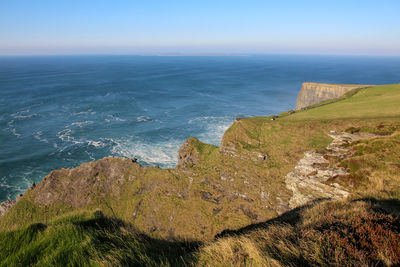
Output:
295 82 374 110
1 83 400 266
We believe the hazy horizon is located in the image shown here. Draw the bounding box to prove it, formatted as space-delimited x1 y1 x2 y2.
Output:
1 0 400 56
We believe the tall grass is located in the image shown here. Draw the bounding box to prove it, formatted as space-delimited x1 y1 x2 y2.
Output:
196 199 400 266
0 212 198 266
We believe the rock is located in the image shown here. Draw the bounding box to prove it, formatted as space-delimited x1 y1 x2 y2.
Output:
32 156 141 208
285 131 380 209
296 82 374 110
177 137 201 167
0 199 17 217
286 131 383 208
200 191 224 204
213 207 222 214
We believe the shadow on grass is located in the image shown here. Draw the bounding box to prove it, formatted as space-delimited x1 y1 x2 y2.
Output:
215 198 328 239
215 197 400 239
351 197 400 217
3 198 399 266
73 215 200 266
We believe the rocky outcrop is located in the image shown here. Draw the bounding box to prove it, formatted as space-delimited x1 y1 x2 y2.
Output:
0 193 23 218
286 131 378 208
295 82 373 110
177 137 201 167
32 156 144 208
0 200 16 217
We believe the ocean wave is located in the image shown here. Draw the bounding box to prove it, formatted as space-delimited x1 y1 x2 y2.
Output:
87 140 107 148
33 131 49 143
108 137 182 168
188 116 233 145
7 120 21 137
105 114 126 122
136 116 151 122
68 121 95 128
0 175 30 200
85 150 96 161
56 128 83 145
10 109 40 120
73 109 93 115
56 121 96 145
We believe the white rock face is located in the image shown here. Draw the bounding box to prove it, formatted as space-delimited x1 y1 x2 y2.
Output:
285 131 377 209
295 82 373 110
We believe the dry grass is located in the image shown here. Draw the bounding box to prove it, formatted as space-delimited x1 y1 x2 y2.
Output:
328 128 400 198
196 199 400 266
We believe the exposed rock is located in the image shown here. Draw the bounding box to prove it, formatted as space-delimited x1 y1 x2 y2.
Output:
177 137 201 167
296 82 374 110
32 156 142 207
200 191 224 204
286 131 378 208
239 204 258 220
213 207 222 214
0 199 16 217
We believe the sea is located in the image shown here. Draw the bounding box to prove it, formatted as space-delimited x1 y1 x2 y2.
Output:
1 54 400 202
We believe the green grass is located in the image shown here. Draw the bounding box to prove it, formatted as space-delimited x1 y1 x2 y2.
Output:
0 212 198 266
285 84 400 120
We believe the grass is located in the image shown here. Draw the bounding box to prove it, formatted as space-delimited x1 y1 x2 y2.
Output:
2 199 398 266
0 211 198 266
285 84 400 121
334 130 400 198
196 198 400 267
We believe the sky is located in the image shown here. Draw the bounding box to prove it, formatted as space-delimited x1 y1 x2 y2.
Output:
0 0 399 56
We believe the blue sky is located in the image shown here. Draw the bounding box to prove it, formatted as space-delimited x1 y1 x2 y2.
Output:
1 0 399 56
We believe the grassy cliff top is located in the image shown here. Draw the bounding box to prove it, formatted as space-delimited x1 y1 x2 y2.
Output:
289 83 400 120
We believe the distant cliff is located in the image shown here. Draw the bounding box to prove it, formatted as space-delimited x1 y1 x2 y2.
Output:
295 82 374 110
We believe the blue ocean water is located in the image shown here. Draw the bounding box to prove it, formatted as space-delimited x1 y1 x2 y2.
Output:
1 55 400 201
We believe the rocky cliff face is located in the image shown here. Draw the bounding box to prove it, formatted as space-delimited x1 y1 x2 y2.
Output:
295 82 373 110
2 82 386 241
1 117 371 239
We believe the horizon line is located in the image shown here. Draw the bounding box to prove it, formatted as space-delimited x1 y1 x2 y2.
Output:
1 52 400 58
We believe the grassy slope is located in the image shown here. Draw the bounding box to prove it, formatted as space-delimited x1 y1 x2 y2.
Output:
0 212 198 266
196 83 400 266
287 83 400 120
0 84 399 266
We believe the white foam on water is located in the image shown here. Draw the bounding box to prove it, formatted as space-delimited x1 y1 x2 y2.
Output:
57 128 76 143
99 116 233 168
108 137 182 168
188 116 233 146
136 116 151 122
68 121 95 128
73 109 93 116
74 111 89 115
105 114 126 122
7 120 21 137
57 121 96 146
33 131 49 143
87 140 106 148
0 175 31 200
10 108 40 120
85 150 96 161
